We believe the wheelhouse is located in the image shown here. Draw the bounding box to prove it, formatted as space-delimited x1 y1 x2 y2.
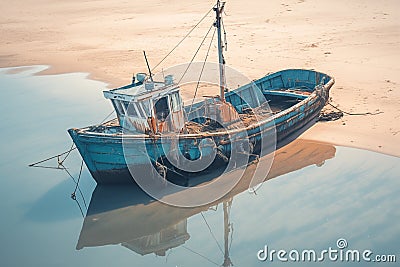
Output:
103 74 185 134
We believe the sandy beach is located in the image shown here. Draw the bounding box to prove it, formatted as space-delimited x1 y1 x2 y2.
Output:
1 0 399 156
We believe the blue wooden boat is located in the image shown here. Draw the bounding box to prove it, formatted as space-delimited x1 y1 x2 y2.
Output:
68 1 334 184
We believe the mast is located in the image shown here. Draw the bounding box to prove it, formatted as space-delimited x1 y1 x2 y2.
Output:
143 50 154 82
214 0 226 101
222 199 233 267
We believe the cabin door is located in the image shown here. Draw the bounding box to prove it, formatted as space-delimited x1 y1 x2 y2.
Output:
154 96 171 132
170 92 185 132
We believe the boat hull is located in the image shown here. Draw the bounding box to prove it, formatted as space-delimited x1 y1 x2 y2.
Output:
68 69 334 184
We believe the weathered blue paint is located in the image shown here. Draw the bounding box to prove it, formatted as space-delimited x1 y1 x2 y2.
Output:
68 69 334 184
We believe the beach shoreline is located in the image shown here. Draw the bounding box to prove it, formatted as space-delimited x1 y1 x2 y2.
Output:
1 0 399 157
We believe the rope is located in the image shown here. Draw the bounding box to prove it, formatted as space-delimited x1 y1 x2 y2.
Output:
58 143 75 166
165 249 172 263
188 27 217 114
99 110 115 124
72 160 84 200
200 212 225 256
71 192 85 218
328 102 384 116
177 23 215 84
63 163 88 213
30 146 88 217
248 183 263 195
182 245 220 266
29 165 66 170
318 101 384 122
29 103 115 218
89 110 116 132
28 144 77 168
28 109 114 169
151 7 214 72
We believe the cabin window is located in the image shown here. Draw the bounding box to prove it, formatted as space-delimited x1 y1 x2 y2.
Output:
136 103 146 118
112 100 125 115
140 100 150 117
123 101 139 117
171 92 182 112
122 101 129 112
154 96 170 121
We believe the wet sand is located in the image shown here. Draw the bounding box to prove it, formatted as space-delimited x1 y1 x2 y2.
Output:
0 0 399 156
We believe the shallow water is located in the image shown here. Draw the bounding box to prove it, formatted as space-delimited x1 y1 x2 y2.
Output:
0 66 399 266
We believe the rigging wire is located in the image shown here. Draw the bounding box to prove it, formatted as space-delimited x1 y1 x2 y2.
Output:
150 7 215 73
188 27 217 114
99 110 115 124
177 23 215 85
182 245 220 266
200 212 225 256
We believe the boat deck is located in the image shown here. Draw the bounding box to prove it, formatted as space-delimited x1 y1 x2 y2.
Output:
82 88 309 135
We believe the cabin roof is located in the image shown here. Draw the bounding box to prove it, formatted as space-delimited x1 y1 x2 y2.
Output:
103 81 179 102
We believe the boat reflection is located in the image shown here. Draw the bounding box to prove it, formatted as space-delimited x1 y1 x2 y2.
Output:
76 139 336 260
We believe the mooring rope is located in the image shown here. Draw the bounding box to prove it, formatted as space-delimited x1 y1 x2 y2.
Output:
58 142 75 166
28 144 76 169
63 161 87 216
318 100 384 122
327 102 384 116
28 109 115 217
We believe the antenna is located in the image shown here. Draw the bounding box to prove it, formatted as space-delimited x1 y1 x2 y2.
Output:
143 50 154 82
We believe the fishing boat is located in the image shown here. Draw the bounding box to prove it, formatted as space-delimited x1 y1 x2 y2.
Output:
68 1 334 184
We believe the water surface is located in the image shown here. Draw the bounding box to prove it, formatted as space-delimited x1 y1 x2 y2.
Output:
0 66 399 266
